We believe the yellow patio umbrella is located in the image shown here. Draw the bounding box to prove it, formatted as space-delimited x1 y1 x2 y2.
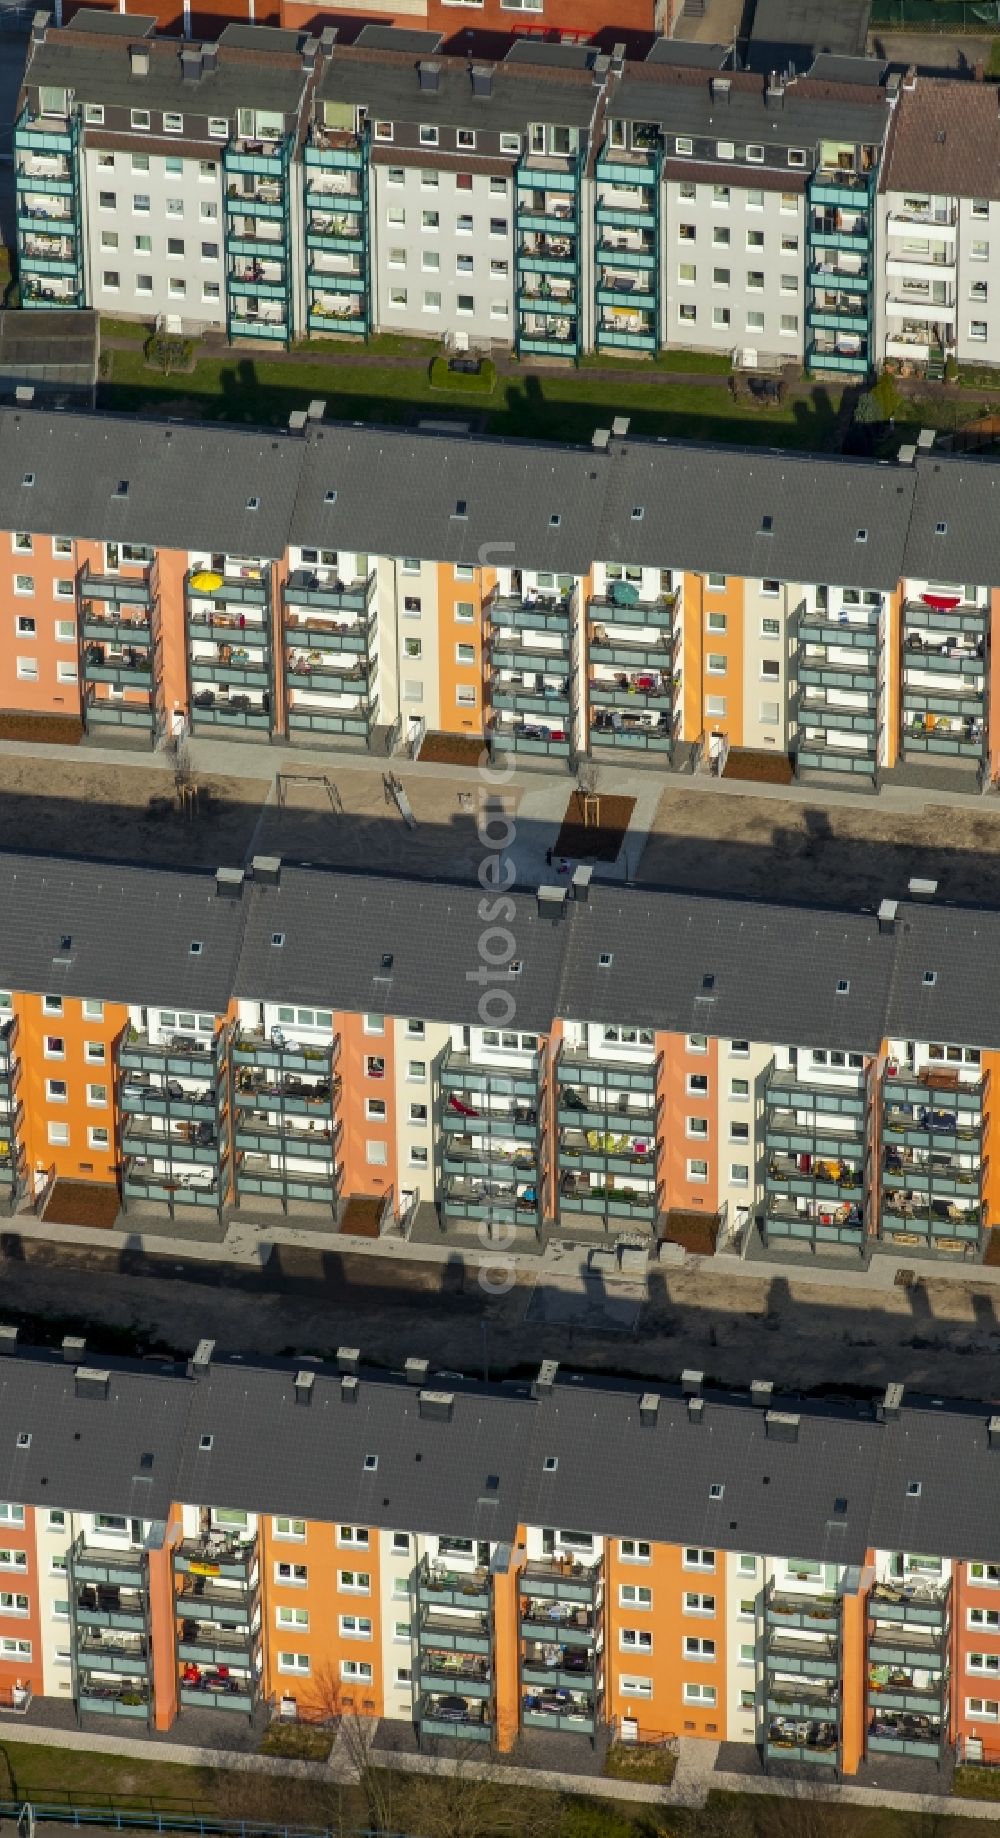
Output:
190 569 224 593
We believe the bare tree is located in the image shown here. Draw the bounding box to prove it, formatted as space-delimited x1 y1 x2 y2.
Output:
299 1661 398 1838
402 1749 562 1838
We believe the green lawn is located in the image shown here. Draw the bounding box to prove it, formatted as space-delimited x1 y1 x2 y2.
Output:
99 344 843 452
580 346 731 375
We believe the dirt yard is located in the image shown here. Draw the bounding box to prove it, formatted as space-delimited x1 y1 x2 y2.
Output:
637 786 1000 908
553 790 634 863
0 755 268 869
0 753 519 883
252 765 521 881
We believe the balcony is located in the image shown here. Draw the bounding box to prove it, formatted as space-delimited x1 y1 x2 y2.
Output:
417 1693 493 1741
588 628 673 671
522 1639 596 1693
590 712 673 753
70 1538 148 1591
185 567 270 607
521 1556 601 1607
75 1634 149 1677
766 1152 864 1205
867 1666 948 1715
179 1672 256 1714
440 1047 540 1103
765 1633 840 1679
795 734 878 775
174 1534 257 1582
766 1723 839 1765
903 597 988 635
492 676 570 719
559 1174 656 1223
588 587 678 630
522 1692 597 1734
765 1194 865 1247
441 1179 540 1227
767 1585 842 1633
868 1579 950 1632
559 1129 656 1179
490 637 570 674
766 1681 839 1721
78 1683 150 1720
417 1560 492 1615
417 1609 492 1656
903 635 985 678
284 568 374 616
867 1712 945 1759
489 593 571 636
419 1651 492 1698
442 1139 538 1181
589 672 673 712
557 1046 656 1098
174 1574 257 1627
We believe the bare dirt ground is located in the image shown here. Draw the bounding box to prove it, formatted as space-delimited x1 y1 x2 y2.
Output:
637 786 1000 908
0 755 268 869
253 763 521 881
0 754 518 882
5 1241 1000 1404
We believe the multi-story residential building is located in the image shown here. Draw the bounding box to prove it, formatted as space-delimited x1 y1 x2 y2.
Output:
877 72 1000 377
1 832 1000 1263
3 1342 1000 1775
598 57 887 373
4 402 1000 783
21 20 1000 380
15 13 318 342
15 16 898 367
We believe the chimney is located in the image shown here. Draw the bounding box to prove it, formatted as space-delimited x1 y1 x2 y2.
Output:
319 25 337 53
688 1395 705 1425
341 1373 358 1403
536 885 567 923
201 42 219 72
880 1381 904 1421
188 1338 215 1379
337 1346 360 1375
215 866 244 900
301 33 319 70
572 864 593 903
31 8 47 43
593 51 610 86
878 899 898 936
307 398 326 421
765 1410 799 1443
975 59 985 80
610 40 625 73
639 1391 660 1427
750 1378 773 1411
418 60 441 91
14 385 35 406
908 877 937 902
130 42 150 75
288 409 308 433
896 443 917 466
418 1389 454 1421
903 62 917 90
711 76 731 102
251 854 281 886
612 415 630 439
406 1356 430 1386
592 427 611 451
294 1370 315 1406
75 1367 110 1401
0 1325 18 1356
180 44 202 83
62 1335 86 1364
989 1416 1000 1450
471 64 493 99
532 1358 558 1399
681 1368 703 1398
766 70 785 104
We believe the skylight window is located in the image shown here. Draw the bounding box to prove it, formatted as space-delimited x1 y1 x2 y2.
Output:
856 528 868 543
21 473 34 488
543 1455 558 1472
324 489 337 504
549 513 561 527
199 1433 214 1451
189 941 203 956
923 970 937 986
599 952 613 968
836 979 850 995
246 495 260 511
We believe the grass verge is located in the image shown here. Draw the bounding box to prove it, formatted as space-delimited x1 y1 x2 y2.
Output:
98 345 843 451
603 1740 677 1785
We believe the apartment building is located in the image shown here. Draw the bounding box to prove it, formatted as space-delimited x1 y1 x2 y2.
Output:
15 13 319 342
877 73 1000 377
2 400 1000 783
3 1342 1000 1774
597 57 887 370
1 835 1000 1263
15 16 894 367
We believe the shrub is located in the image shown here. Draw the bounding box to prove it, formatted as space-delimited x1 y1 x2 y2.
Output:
143 330 195 375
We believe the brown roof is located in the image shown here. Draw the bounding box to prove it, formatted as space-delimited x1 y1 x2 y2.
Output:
881 75 1000 200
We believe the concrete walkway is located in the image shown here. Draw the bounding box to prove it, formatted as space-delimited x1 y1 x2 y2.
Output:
4 1718 1000 1822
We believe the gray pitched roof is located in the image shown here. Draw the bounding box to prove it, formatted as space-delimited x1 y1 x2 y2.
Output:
317 51 600 133
0 855 247 1013
610 65 888 147
594 442 916 592
289 424 605 574
237 869 567 1032
23 16 310 116
886 903 1000 1050
1 405 998 604
902 450 1000 584
5 1347 1000 1565
0 407 303 559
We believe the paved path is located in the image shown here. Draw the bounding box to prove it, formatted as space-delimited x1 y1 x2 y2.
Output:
3 1718 1000 1822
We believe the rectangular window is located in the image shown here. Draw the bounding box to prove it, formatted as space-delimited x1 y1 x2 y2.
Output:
684 1548 715 1571
683 1682 717 1705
